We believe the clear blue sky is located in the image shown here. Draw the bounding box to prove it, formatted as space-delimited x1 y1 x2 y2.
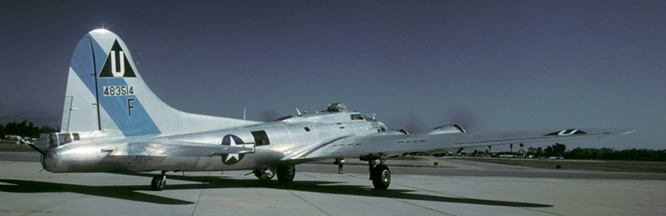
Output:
1 0 664 150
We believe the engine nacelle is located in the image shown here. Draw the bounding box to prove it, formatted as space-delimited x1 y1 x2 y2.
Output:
383 129 410 135
427 124 466 135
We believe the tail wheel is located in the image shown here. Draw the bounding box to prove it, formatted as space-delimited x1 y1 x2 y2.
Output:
277 165 296 183
371 164 391 190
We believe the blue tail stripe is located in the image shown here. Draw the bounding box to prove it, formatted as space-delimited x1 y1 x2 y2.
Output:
70 37 97 95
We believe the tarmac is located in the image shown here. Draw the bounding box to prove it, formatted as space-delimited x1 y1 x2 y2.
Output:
1 152 665 216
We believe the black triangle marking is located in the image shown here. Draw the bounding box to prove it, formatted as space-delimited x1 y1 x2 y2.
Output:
99 40 136 78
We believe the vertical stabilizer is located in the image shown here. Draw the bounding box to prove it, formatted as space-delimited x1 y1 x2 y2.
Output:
61 29 257 137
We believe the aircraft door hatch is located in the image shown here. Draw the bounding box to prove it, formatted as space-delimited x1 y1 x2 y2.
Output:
251 130 270 146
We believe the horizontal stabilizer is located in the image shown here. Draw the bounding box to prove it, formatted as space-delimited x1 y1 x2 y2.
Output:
27 140 49 155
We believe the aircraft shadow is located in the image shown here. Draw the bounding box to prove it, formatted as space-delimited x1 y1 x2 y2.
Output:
0 174 552 207
0 178 193 205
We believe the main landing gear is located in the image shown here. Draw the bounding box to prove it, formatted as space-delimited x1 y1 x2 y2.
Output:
276 165 296 183
253 166 276 180
250 165 296 182
370 164 391 190
363 155 395 190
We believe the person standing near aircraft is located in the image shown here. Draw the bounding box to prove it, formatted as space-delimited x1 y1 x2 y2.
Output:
337 158 345 174
368 159 376 179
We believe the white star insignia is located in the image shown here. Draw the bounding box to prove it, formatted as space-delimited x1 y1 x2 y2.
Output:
225 137 239 163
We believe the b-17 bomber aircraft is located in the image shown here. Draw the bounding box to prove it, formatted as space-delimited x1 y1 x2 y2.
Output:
28 29 633 190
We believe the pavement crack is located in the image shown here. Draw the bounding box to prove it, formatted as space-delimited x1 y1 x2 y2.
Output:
190 172 209 216
395 199 455 216
287 190 332 216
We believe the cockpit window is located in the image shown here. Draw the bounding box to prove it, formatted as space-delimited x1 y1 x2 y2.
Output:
48 132 75 147
49 134 57 147
72 133 80 140
350 114 364 120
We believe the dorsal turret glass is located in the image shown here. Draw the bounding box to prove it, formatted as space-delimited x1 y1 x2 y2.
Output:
327 103 346 112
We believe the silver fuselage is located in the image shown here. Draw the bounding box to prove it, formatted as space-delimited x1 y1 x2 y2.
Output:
41 111 385 173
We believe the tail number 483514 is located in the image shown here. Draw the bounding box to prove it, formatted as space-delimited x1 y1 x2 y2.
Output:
103 86 134 96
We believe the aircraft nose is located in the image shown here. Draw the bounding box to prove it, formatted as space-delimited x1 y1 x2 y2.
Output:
41 150 59 171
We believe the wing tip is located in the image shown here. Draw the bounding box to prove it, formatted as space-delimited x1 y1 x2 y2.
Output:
620 129 638 135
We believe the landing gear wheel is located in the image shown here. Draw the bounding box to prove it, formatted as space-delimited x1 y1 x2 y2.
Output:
371 164 391 190
277 165 296 183
253 167 276 181
151 175 166 191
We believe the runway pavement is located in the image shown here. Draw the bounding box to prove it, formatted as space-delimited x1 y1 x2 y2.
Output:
1 152 665 215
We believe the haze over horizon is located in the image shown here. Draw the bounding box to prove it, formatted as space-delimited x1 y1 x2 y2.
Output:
1 1 664 150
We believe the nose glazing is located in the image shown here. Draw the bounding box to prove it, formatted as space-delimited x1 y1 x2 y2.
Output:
41 151 58 171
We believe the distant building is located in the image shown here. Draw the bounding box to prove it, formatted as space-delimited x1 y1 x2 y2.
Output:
5 135 21 140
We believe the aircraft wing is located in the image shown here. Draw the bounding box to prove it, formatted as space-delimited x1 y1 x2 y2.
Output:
284 128 634 161
109 140 255 157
